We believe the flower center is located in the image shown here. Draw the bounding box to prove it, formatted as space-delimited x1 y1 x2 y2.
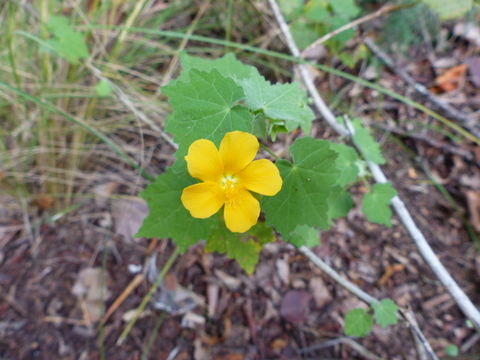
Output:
220 175 239 201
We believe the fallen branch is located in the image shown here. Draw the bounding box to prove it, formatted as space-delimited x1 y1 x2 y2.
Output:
267 0 480 332
300 246 438 360
364 37 480 140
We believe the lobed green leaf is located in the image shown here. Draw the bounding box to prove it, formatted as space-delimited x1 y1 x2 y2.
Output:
372 298 399 328
163 69 253 154
262 137 339 236
286 224 320 248
45 16 89 64
344 308 373 337
361 182 397 227
351 119 386 165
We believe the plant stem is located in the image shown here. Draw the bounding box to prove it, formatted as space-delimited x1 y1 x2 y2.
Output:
116 247 181 345
260 142 279 160
140 312 166 360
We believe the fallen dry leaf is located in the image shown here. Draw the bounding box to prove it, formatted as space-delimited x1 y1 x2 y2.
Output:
72 268 110 323
214 269 242 291
433 64 467 93
93 181 118 207
35 195 54 211
275 258 290 286
112 197 148 241
280 290 312 324
270 338 289 352
309 277 332 308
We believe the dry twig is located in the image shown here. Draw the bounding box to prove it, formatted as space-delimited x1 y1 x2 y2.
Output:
301 3 416 58
299 246 439 360
267 0 480 333
364 37 480 139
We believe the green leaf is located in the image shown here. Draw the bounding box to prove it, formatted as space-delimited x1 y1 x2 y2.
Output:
178 52 256 84
324 16 355 46
290 20 321 49
163 69 253 154
361 183 397 227
444 344 459 357
422 0 472 19
372 299 399 328
135 165 215 252
329 0 361 19
328 188 353 219
263 137 339 235
352 119 386 165
248 222 276 246
206 220 263 275
240 75 314 134
304 0 329 22
278 0 305 18
344 308 373 337
286 224 320 248
177 53 315 135
95 79 113 97
45 16 89 64
330 143 359 186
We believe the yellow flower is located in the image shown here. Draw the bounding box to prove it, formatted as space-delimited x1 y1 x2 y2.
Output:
181 131 282 233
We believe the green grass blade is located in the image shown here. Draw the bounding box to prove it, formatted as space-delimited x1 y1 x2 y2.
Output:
0 81 154 181
83 24 479 145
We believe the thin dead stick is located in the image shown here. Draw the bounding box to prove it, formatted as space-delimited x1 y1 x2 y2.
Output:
364 37 480 139
268 0 480 333
299 246 438 360
301 3 416 58
341 337 386 360
372 124 479 166
101 273 144 324
159 0 211 88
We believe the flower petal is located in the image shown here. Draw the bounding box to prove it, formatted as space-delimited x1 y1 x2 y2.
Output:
224 188 260 233
237 159 282 196
185 139 223 182
219 131 259 175
181 182 225 218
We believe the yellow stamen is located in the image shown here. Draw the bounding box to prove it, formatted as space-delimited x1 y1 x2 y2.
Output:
221 175 239 201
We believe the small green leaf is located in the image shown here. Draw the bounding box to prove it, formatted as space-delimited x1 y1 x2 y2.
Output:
444 344 459 357
330 143 359 186
45 16 89 64
263 137 339 236
344 308 373 337
422 0 472 19
95 79 112 97
240 73 315 134
286 224 320 248
372 299 399 328
290 20 321 49
163 69 253 154
206 220 262 275
361 183 397 227
304 0 329 22
135 164 215 252
178 52 256 84
329 0 361 19
352 119 386 165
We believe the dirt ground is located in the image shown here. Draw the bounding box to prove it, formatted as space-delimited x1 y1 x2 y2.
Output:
2 14 480 360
